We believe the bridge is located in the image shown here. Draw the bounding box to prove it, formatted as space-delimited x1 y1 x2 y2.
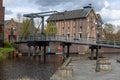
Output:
14 35 120 63
15 36 120 49
13 11 120 72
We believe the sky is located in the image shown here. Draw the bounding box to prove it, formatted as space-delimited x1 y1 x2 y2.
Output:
3 0 120 28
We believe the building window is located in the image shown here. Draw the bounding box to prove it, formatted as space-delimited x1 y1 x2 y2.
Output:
80 26 82 28
68 27 70 30
62 27 64 30
74 33 76 37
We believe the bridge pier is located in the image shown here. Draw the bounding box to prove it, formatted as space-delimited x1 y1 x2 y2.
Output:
89 45 95 60
66 43 71 58
39 46 41 56
91 48 94 60
62 44 65 54
61 43 71 58
28 46 31 56
96 47 99 60
43 45 46 63
33 46 36 56
67 45 70 58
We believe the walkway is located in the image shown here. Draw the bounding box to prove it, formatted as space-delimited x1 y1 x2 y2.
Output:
52 54 120 80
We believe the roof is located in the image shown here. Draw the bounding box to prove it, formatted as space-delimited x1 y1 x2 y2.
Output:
47 8 92 21
4 18 21 26
4 20 10 25
97 14 103 24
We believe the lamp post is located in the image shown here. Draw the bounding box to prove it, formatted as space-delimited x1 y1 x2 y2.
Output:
9 27 15 42
95 21 101 72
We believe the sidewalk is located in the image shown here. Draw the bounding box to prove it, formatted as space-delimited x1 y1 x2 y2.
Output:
65 57 120 80
51 54 120 80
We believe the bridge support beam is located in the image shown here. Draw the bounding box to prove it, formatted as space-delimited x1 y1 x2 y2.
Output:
39 46 41 56
62 44 65 54
33 46 36 56
41 16 45 40
66 43 71 58
91 48 94 60
67 45 70 58
43 45 46 63
89 45 95 60
28 46 31 56
96 46 99 60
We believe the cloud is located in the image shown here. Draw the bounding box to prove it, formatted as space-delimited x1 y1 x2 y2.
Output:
33 0 106 11
5 9 13 15
98 0 120 26
3 0 120 26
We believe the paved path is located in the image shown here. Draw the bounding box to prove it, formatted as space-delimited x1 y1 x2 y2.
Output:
65 57 120 80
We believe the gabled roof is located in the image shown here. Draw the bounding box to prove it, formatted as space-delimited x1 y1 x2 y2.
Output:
4 18 21 26
4 20 10 25
47 8 92 21
97 14 103 24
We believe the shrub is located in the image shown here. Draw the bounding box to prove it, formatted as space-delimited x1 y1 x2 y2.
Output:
4 42 13 48
0 48 15 59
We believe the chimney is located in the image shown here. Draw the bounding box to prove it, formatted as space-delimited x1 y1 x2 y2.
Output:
0 0 3 7
83 4 92 9
0 0 4 22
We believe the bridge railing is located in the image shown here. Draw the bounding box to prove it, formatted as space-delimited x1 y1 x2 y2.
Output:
15 36 120 47
16 35 97 44
98 40 120 47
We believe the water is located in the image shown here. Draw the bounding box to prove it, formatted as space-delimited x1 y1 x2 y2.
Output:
0 55 62 80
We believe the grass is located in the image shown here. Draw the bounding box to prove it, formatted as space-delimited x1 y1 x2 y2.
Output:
0 48 15 59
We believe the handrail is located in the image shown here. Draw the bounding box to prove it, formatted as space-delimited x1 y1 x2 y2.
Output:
14 35 120 48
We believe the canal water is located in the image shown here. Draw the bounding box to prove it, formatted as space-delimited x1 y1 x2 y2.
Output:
0 55 62 80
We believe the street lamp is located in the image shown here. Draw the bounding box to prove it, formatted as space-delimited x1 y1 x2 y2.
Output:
95 21 102 72
9 27 16 42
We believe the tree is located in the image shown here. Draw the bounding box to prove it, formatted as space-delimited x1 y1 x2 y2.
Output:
45 22 57 36
19 18 31 37
104 23 115 40
116 29 120 40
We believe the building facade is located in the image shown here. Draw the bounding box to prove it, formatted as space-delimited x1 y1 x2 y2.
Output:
4 18 20 42
47 6 103 40
0 0 4 46
47 6 103 54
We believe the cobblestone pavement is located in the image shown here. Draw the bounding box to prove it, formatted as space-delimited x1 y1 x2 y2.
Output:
62 53 120 80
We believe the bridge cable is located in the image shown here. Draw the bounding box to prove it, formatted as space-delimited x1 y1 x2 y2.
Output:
20 19 32 41
35 20 42 35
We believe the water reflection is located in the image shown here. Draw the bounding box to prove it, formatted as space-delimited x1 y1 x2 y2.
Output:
0 55 62 80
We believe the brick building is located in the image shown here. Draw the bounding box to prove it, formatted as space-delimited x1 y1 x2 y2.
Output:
4 18 21 42
0 0 4 46
47 5 103 54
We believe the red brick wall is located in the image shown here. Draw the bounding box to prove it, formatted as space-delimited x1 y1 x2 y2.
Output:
4 19 20 42
0 0 4 46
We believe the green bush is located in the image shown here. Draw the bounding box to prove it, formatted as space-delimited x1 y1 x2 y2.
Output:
0 48 15 59
4 42 13 48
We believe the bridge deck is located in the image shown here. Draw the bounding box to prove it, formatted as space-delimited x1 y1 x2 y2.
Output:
14 36 120 49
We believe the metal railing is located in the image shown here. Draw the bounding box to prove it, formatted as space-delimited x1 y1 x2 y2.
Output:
15 35 120 48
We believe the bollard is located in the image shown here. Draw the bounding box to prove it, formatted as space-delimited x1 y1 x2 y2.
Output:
99 58 112 72
58 66 73 78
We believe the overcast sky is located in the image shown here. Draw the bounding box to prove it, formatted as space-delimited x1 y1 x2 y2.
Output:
3 0 120 27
